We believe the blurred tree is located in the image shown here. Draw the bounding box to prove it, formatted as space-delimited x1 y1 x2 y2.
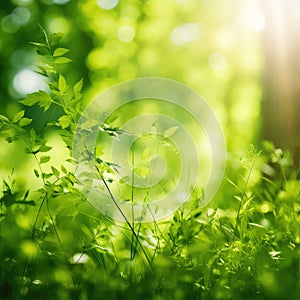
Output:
0 0 263 171
262 0 300 165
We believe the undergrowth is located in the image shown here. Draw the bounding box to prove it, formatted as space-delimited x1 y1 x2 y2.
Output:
0 28 300 300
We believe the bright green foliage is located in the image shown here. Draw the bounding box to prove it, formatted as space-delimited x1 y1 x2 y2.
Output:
1 30 300 300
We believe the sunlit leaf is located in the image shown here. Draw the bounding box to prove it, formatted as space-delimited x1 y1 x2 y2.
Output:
54 57 72 64
58 74 68 94
13 110 25 123
20 90 52 111
59 115 72 129
74 78 84 94
19 118 32 127
53 47 69 57
40 156 50 164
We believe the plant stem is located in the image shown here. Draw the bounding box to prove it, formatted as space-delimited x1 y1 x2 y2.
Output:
96 168 152 266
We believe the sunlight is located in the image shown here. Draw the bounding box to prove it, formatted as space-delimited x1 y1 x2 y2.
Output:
244 10 265 32
71 253 89 264
208 52 227 71
118 25 135 43
97 0 119 10
170 23 200 46
13 69 48 95
48 17 71 34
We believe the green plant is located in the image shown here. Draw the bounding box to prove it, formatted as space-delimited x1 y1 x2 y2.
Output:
1 29 300 300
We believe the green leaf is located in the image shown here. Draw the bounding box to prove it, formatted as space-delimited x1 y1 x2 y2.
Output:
36 66 48 77
29 128 36 140
29 42 50 55
54 57 72 64
74 78 84 94
39 145 52 152
25 147 34 154
34 169 39 178
5 136 13 143
40 156 50 164
20 90 52 111
58 74 68 94
39 93 52 111
58 115 72 129
53 47 69 57
29 42 48 48
19 118 32 127
61 165 68 174
36 47 50 56
20 93 40 106
164 126 179 138
51 166 60 178
13 110 25 123
50 33 64 46
0 114 9 122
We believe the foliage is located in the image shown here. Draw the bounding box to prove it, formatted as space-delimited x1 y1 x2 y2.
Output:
0 0 262 155
1 30 300 300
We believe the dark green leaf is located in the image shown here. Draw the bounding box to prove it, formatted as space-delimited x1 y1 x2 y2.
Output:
5 136 13 143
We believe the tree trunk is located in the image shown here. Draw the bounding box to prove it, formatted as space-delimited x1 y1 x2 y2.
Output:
261 0 300 165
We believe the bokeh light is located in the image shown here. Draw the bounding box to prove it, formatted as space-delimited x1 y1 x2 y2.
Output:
244 10 266 32
118 25 135 43
13 69 48 96
97 0 119 10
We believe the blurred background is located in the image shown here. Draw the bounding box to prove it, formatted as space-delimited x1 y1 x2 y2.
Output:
0 0 299 181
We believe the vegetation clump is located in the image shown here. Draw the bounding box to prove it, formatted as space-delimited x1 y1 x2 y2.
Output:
0 30 299 300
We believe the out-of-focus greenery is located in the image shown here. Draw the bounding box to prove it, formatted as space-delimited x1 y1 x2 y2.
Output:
1 1 300 300
0 0 262 155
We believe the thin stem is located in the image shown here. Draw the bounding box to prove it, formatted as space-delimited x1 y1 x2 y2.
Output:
235 159 256 234
130 150 135 260
96 166 151 266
